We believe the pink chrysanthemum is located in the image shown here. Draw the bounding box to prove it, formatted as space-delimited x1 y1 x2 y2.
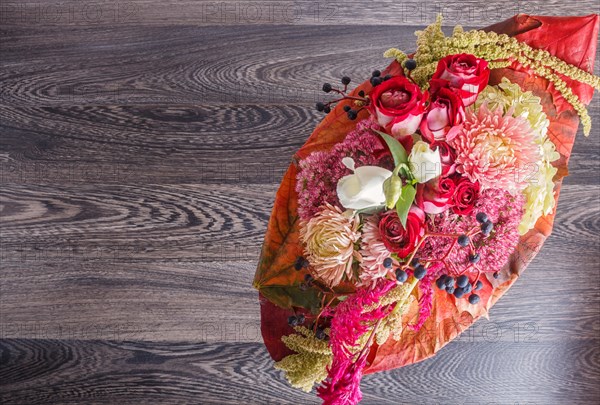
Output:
357 215 395 286
448 107 540 192
418 188 525 276
296 117 393 220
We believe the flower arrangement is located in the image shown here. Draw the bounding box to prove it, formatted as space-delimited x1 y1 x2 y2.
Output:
254 14 599 404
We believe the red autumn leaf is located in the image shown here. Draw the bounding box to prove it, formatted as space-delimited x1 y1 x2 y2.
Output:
254 14 599 372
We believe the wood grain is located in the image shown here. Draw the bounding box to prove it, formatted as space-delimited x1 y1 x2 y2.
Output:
1 5 600 405
2 24 597 107
1 339 598 404
1 0 598 27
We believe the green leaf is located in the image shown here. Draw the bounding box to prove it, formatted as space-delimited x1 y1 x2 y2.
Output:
374 130 408 166
396 184 416 228
260 285 322 312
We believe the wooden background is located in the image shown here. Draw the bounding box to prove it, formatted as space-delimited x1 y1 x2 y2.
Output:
1 1 599 404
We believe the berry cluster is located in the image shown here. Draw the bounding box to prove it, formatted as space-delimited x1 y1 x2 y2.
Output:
315 58 420 121
315 75 369 120
435 273 482 304
387 256 428 284
369 69 391 87
432 211 495 304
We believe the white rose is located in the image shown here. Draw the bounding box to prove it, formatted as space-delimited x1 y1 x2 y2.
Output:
336 157 392 210
408 141 442 183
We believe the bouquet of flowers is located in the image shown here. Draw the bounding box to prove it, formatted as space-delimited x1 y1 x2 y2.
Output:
253 14 599 404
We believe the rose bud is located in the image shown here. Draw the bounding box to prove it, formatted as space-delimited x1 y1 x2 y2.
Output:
368 76 428 137
408 140 442 184
451 175 481 216
420 79 466 143
432 54 490 107
378 206 425 258
429 140 456 176
415 176 456 214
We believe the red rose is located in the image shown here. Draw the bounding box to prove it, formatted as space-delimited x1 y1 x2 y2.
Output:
368 76 428 137
420 79 466 143
430 140 456 176
451 176 480 215
416 176 456 215
378 206 425 258
432 54 490 107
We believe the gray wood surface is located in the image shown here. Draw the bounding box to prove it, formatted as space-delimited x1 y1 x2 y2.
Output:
1 2 599 404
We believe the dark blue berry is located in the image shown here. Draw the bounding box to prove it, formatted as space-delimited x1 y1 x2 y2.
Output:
304 274 313 282
316 102 325 112
453 287 465 298
322 83 332 93
347 109 358 120
413 264 427 280
410 257 420 267
370 76 382 86
445 276 455 288
297 314 305 324
493 271 500 279
358 90 365 97
396 271 408 284
436 276 448 289
468 294 481 304
463 283 472 294
395 269 408 283
323 105 331 113
404 59 417 70
457 235 470 247
446 286 455 294
371 70 381 77
294 257 308 271
315 327 326 340
383 74 392 81
474 280 483 291
343 105 351 112
469 253 480 264
476 212 489 224
341 76 351 85
457 275 469 288
383 257 393 268
288 316 298 327
481 221 493 236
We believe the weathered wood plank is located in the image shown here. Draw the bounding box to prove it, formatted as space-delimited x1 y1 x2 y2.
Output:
0 1 598 27
1 104 598 185
0 184 597 260
1 338 598 404
2 24 597 107
0 184 598 341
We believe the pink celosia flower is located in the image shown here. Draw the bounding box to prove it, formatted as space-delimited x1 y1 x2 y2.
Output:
318 279 396 405
300 203 361 287
448 107 540 192
296 117 393 220
408 263 442 331
418 188 525 276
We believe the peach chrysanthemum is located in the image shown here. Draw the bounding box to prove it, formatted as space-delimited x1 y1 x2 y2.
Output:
449 107 540 192
300 203 360 287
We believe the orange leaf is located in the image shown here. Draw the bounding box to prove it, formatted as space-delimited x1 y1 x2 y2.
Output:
255 15 599 373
